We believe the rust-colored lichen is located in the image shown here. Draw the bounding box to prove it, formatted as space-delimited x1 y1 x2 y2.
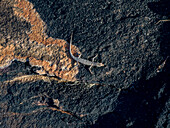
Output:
0 0 80 81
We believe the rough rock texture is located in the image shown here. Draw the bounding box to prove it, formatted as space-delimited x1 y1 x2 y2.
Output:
0 0 169 127
0 0 80 81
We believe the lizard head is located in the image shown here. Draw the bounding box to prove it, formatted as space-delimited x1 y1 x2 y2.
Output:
96 63 105 67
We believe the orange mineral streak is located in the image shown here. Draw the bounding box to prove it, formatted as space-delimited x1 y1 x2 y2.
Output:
13 0 49 45
0 44 15 68
13 0 67 47
1 0 80 81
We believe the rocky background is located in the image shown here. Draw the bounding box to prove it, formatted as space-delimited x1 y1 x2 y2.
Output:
0 0 169 127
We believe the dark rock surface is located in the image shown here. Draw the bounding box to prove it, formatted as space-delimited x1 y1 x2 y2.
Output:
0 0 169 127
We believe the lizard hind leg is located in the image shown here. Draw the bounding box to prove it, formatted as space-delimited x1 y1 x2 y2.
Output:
78 53 82 58
92 54 98 62
89 65 94 74
88 54 98 74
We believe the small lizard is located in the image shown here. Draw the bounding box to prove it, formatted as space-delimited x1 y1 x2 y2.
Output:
69 33 104 74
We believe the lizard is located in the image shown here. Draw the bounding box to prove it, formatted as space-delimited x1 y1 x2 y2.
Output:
69 33 104 74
